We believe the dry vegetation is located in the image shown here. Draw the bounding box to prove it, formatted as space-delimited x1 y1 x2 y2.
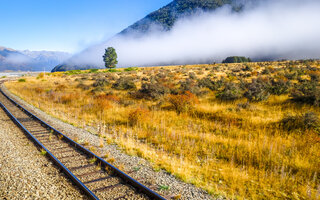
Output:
5 61 320 199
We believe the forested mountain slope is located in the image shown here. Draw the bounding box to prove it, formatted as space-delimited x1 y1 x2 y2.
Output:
120 0 247 35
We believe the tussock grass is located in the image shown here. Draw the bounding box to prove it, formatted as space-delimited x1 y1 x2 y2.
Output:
5 61 320 199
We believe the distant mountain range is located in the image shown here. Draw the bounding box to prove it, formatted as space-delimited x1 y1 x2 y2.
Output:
52 0 249 72
0 46 70 72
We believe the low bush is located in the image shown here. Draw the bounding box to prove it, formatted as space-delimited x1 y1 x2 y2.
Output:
88 68 99 73
92 78 109 87
112 77 136 90
77 83 90 90
243 64 253 71
60 93 77 104
141 77 149 81
309 71 320 82
290 81 320 105
244 78 270 101
128 108 149 126
281 112 320 133
55 84 67 91
107 68 121 73
104 94 120 104
167 91 198 115
124 67 138 72
93 94 112 112
18 78 26 82
237 102 251 110
216 82 243 101
212 78 227 91
136 82 170 100
262 66 275 75
64 70 83 75
34 87 44 94
91 86 106 93
198 78 215 91
188 72 197 79
179 79 202 95
269 78 291 95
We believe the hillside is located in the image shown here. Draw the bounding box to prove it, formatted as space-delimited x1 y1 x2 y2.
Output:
7 60 320 199
0 46 70 72
120 0 246 35
52 0 248 72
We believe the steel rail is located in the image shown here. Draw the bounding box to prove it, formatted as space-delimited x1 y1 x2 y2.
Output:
0 89 166 200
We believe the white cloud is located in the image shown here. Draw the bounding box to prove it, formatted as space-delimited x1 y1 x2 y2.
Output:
69 0 320 67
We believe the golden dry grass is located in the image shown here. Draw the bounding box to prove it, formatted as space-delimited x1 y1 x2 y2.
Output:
5 61 320 199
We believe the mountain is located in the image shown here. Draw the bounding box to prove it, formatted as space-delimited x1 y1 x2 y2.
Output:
52 0 249 72
120 0 247 35
0 46 71 71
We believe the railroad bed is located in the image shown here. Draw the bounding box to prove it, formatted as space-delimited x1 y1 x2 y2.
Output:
0 88 166 200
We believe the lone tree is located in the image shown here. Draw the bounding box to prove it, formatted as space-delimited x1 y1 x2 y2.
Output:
103 47 118 68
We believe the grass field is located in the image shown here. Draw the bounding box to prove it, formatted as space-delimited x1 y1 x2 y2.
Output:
4 60 320 199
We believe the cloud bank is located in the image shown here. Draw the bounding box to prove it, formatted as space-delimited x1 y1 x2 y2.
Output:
69 0 320 67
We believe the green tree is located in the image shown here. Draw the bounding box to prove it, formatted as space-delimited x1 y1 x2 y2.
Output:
103 47 118 68
222 56 251 63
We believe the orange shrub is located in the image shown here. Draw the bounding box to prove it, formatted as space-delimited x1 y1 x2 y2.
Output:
105 94 120 104
167 91 198 115
94 94 112 110
128 108 149 126
55 84 67 91
60 93 77 104
34 87 44 94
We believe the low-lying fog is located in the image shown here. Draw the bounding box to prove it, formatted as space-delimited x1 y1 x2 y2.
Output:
68 0 320 67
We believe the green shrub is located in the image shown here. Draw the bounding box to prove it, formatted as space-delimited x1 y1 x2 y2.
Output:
77 83 90 90
197 77 227 92
18 78 26 82
198 78 215 91
89 68 99 73
124 67 138 72
269 79 291 95
309 71 320 82
281 112 320 133
216 82 243 101
243 64 253 72
244 78 270 101
64 70 83 75
92 78 110 87
290 81 320 105
179 79 202 95
112 77 136 90
107 68 121 73
188 72 197 79
136 82 170 100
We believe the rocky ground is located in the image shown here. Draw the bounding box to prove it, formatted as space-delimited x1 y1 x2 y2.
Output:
1 84 215 200
0 106 88 200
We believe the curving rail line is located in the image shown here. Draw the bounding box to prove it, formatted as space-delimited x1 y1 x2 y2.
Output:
0 87 166 200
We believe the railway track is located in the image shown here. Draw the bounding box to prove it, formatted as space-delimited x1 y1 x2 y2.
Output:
0 88 166 200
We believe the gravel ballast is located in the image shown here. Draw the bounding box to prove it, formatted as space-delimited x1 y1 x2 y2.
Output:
1 84 214 200
0 105 88 200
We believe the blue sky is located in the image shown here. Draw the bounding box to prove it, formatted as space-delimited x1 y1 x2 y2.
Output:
0 0 171 53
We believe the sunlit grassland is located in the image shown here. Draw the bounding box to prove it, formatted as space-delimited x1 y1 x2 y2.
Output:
5 62 320 199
